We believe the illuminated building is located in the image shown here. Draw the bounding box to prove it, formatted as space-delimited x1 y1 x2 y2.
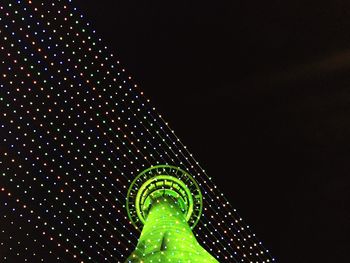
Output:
125 165 217 262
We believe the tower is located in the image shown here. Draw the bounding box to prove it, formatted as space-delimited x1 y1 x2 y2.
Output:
125 165 218 262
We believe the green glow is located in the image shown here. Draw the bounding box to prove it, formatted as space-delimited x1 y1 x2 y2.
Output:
127 165 203 231
125 166 218 263
135 175 194 225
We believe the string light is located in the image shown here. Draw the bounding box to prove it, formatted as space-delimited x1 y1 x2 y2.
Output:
0 0 275 262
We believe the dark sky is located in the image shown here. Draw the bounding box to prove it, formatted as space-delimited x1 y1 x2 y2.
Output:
75 1 350 262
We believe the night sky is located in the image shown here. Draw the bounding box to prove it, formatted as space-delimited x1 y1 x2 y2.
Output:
74 1 350 262
1 0 349 262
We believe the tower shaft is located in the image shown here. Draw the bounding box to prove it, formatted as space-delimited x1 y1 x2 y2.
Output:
126 197 218 262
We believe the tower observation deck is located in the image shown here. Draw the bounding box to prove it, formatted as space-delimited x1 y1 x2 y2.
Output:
125 165 218 262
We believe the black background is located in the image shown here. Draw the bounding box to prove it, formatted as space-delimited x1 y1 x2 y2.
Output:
74 1 349 262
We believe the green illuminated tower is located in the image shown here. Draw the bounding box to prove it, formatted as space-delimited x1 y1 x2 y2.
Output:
125 165 218 262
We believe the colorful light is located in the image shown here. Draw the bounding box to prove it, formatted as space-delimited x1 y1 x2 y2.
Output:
0 0 275 262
